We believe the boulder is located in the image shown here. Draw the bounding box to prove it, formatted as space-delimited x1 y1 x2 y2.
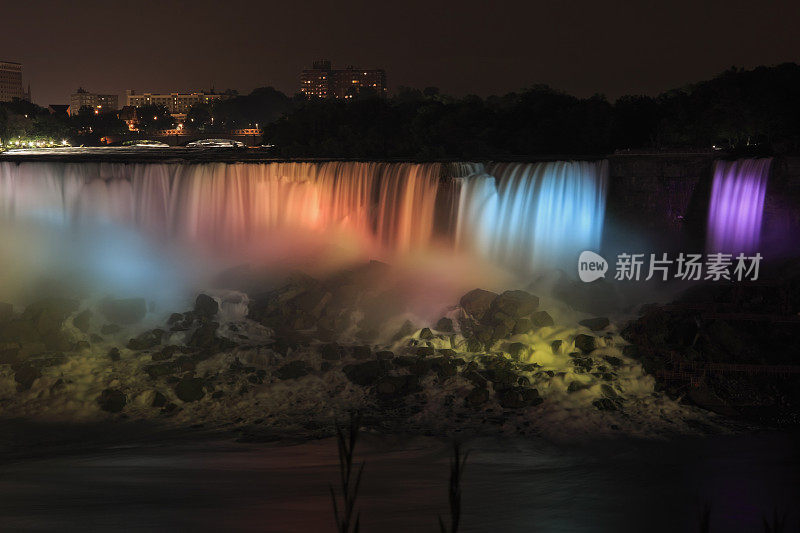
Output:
351 345 372 360
273 360 310 380
574 334 596 354
175 377 205 402
465 387 489 408
144 362 178 379
23 298 79 324
592 398 617 411
97 389 126 413
496 387 542 409
551 340 563 354
152 391 167 407
127 329 164 351
194 294 219 319
435 317 454 332
459 289 498 320
101 298 147 325
506 342 528 361
530 311 554 328
320 343 343 361
579 317 610 331
375 375 421 398
418 327 434 340
513 317 533 335
11 362 40 390
342 360 385 386
107 347 121 361
490 290 539 320
72 310 92 334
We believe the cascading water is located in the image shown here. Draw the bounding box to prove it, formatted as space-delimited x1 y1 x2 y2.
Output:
455 161 609 272
706 158 771 254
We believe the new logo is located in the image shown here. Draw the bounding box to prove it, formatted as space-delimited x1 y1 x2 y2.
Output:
578 251 608 282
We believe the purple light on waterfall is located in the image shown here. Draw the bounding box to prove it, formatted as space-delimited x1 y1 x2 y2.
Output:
706 158 771 254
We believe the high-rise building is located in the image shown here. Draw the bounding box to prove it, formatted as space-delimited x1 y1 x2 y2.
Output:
0 60 27 102
300 60 387 99
125 90 227 115
69 88 119 115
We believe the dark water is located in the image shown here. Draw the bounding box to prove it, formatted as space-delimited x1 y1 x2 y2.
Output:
0 430 798 532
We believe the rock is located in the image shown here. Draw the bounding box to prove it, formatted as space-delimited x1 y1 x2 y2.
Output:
513 317 533 334
194 294 219 319
0 320 39 344
100 324 121 335
0 302 12 321
460 289 499 320
574 334 596 354
144 362 178 379
343 360 386 386
71 310 92 333
152 391 167 407
579 317 610 331
429 357 457 379
375 350 394 360
11 362 40 390
465 387 489 408
98 389 126 413
462 369 488 388
167 313 184 325
375 375 421 398
320 343 342 361
101 298 147 325
89 334 103 343
107 347 121 361
175 377 205 402
0 344 20 365
490 290 539 320
592 398 618 411
466 338 482 352
275 360 312 380
551 340 563 354
530 311 554 328
127 329 163 351
506 342 528 361
23 298 79 324
496 387 542 409
391 320 416 342
600 384 618 399
419 327 434 340
435 317 454 332
567 381 588 393
416 346 435 357
602 355 623 367
572 357 594 373
351 345 371 360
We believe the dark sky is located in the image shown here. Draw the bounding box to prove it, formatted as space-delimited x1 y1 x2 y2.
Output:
2 0 798 105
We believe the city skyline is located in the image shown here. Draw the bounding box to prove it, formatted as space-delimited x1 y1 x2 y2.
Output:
1 0 798 105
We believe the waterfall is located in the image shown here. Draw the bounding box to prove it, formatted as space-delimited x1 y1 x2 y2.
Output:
455 161 608 272
706 158 771 254
0 161 443 253
0 159 610 277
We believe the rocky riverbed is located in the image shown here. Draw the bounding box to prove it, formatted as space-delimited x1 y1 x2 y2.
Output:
0 261 730 441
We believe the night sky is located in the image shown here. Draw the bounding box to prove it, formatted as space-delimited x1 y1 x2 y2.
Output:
2 0 798 106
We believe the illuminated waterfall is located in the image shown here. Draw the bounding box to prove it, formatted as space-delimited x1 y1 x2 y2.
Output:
0 160 610 276
456 161 609 271
0 161 443 253
706 158 771 254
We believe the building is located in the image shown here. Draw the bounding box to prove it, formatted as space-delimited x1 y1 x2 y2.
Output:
0 60 28 102
125 90 227 117
69 88 119 115
300 60 387 99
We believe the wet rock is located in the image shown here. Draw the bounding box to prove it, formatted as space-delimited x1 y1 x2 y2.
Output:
175 377 205 402
600 384 618 399
592 398 617 411
506 342 528 361
579 317 610 331
0 302 12 321
375 375 421 398
490 290 539 320
11 362 40 390
462 369 488 388
496 387 542 409
167 313 184 325
100 324 121 335
342 360 386 386
460 289 498 320
23 298 79 324
437 348 456 358
551 340 563 354
72 310 92 334
194 294 219 319
465 387 489 408
435 317 454 332
430 357 457 379
574 334 597 354
375 350 394 361
101 298 147 325
530 311 554 328
152 391 167 407
419 327 434 340
107 347 121 361
144 362 178 379
567 381 588 393
275 360 312 380
352 345 371 360
572 357 594 373
602 355 623 367
127 329 163 351
513 317 533 334
415 346 435 357
320 343 343 361
465 338 482 352
97 389 126 413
